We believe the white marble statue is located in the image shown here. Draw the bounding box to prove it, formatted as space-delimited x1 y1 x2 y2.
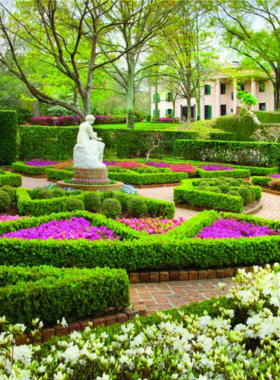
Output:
73 115 105 169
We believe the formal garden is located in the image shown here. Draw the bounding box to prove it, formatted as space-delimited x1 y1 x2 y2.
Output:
2 0 280 378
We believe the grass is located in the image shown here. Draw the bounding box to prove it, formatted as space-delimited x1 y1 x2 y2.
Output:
95 122 180 130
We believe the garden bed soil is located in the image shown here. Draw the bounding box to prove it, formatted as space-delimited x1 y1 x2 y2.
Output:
175 199 262 215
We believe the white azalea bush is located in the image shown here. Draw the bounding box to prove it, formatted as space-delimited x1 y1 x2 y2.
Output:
1 265 280 379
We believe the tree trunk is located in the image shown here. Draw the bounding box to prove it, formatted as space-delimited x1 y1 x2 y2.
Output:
33 101 40 117
154 82 159 121
274 73 280 111
187 96 192 123
195 83 201 121
126 53 135 129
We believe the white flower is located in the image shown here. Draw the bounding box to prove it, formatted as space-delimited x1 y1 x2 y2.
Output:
13 345 33 365
62 345 80 364
96 373 110 380
54 371 66 380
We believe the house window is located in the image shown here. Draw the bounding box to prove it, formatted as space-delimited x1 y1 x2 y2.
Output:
205 105 212 120
259 103 266 111
166 109 174 117
152 94 160 103
166 92 173 102
231 92 234 100
221 104 227 116
240 83 246 91
221 83 226 95
259 83 265 92
204 84 211 95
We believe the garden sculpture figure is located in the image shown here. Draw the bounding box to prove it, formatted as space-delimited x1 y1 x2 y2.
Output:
73 115 106 169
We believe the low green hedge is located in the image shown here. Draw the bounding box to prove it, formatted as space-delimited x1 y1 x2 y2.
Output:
12 162 56 175
0 210 279 271
0 172 22 187
251 176 271 187
0 265 130 326
109 170 189 185
175 139 280 167
209 132 237 140
46 168 73 181
173 179 262 213
16 188 175 218
198 168 250 178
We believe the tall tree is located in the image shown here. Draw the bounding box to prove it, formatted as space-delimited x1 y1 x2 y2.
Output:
101 0 179 129
213 0 280 110
0 0 163 119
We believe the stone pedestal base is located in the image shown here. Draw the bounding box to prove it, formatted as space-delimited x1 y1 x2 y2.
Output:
72 167 109 183
57 180 124 192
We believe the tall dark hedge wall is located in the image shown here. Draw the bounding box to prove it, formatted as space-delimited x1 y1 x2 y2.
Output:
0 110 18 165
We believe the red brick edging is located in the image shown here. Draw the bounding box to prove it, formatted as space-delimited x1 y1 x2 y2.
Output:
129 266 254 283
15 307 146 346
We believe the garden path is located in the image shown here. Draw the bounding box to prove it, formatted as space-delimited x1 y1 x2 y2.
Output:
20 177 280 313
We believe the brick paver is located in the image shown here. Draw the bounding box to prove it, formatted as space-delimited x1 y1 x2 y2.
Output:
131 278 233 314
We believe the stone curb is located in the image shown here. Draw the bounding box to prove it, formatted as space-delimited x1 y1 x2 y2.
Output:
15 307 146 346
129 266 255 283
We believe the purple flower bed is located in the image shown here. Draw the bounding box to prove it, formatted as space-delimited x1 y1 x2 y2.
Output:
271 174 280 178
0 217 120 241
196 218 279 239
24 159 58 167
146 161 173 168
198 165 235 171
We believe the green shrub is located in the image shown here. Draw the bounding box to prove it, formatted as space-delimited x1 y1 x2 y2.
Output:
198 180 209 187
251 176 271 187
229 180 240 187
209 131 237 140
238 187 252 205
34 188 52 200
109 171 189 185
175 140 280 167
0 110 17 165
84 192 102 213
0 172 22 187
227 190 241 197
113 192 129 210
0 265 130 326
219 185 230 194
0 190 11 212
0 185 16 202
12 162 55 176
198 168 250 179
128 197 148 217
205 186 221 193
215 114 258 141
102 198 122 218
64 198 85 212
52 188 66 198
46 168 73 181
101 190 115 200
248 186 256 202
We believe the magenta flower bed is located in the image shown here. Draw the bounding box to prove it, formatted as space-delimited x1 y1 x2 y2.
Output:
0 215 22 222
196 218 279 239
24 159 58 167
271 174 280 178
146 161 173 168
198 165 235 171
116 217 185 234
0 217 120 241
104 161 145 169
158 117 175 123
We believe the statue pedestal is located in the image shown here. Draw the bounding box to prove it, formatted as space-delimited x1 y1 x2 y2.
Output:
72 167 109 183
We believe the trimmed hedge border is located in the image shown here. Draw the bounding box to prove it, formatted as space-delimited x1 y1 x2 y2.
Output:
173 179 262 213
198 168 250 178
0 172 22 187
175 139 280 167
12 162 56 176
1 210 280 271
0 266 130 327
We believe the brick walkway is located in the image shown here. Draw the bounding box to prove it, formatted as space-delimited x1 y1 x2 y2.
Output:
20 177 280 312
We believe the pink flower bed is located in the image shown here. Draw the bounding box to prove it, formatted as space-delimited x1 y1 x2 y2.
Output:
116 217 185 234
104 161 145 169
0 217 120 241
198 165 235 171
271 174 280 178
0 215 22 222
24 159 58 167
196 218 279 239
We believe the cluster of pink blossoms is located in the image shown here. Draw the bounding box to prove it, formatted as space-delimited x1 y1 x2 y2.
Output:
117 217 185 234
0 215 22 222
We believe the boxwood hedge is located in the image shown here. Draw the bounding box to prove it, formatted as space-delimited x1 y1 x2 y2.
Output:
12 162 56 176
0 210 279 272
0 265 130 326
198 168 250 178
0 172 22 187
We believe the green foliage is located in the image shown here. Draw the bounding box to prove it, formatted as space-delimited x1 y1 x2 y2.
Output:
84 192 102 213
0 111 17 165
253 111 280 124
102 198 122 218
128 197 148 217
32 188 52 200
251 176 271 187
237 91 258 107
175 139 280 167
1 210 280 271
0 172 22 187
12 162 56 175
52 188 66 198
64 198 85 212
0 190 11 212
0 186 16 202
198 168 250 179
101 191 115 201
0 265 130 326
109 171 189 185
215 114 258 141
46 168 73 181
174 178 262 213
209 132 237 141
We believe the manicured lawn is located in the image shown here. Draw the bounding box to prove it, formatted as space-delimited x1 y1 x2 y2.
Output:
95 122 180 130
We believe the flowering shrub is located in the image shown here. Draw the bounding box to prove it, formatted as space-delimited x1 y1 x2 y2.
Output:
119 184 138 195
2 265 280 379
104 161 145 169
30 115 79 126
0 217 120 241
268 179 280 190
198 164 235 171
54 159 73 170
270 174 280 178
146 161 172 168
117 217 185 234
169 163 197 173
0 215 22 222
158 117 175 122
24 158 58 167
196 218 279 239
